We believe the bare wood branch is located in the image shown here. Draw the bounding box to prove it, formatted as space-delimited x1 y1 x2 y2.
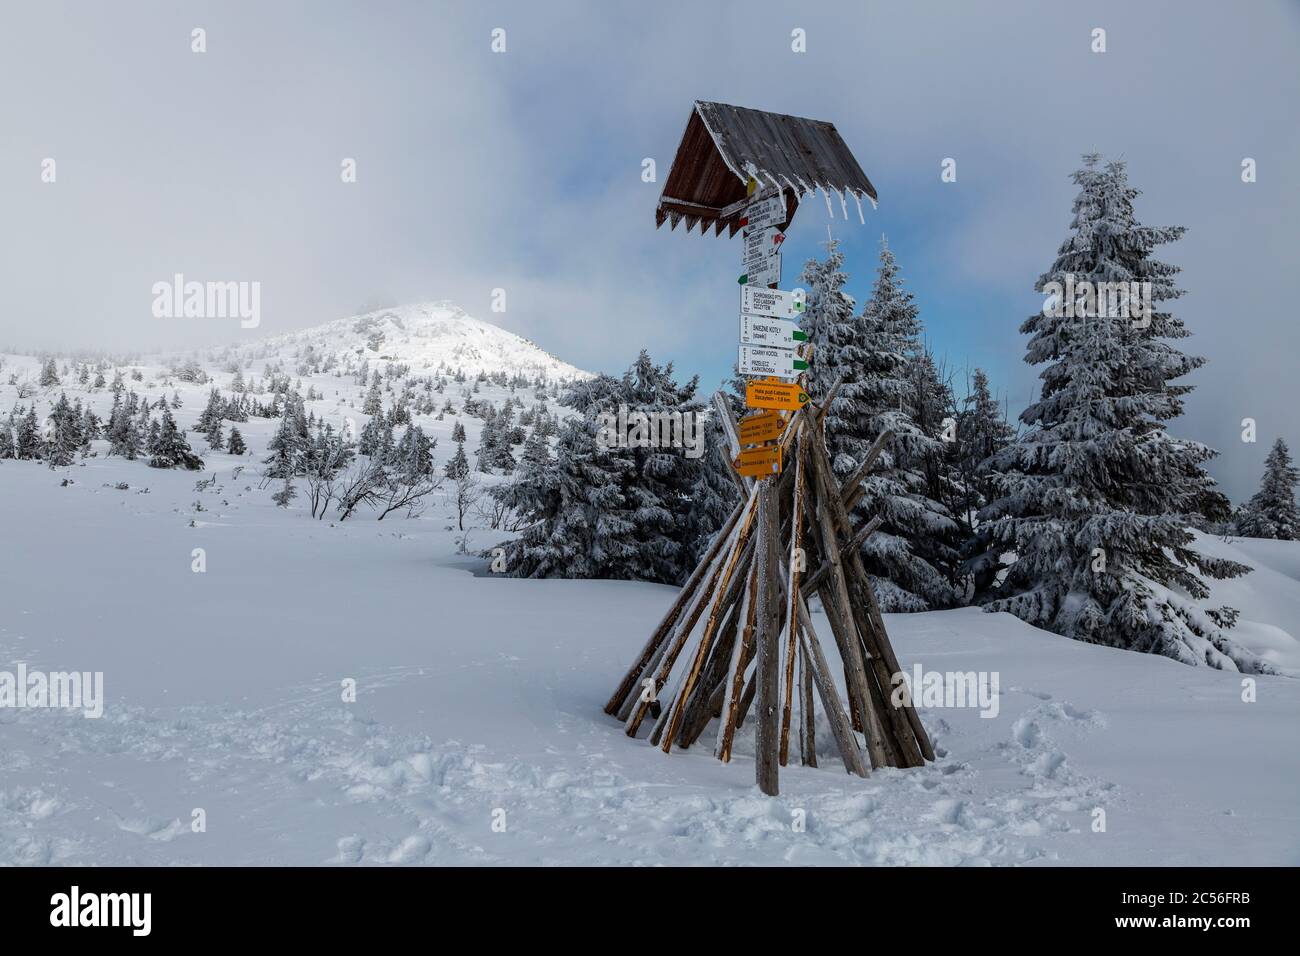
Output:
800 514 882 597
716 560 760 761
805 418 932 766
778 436 807 766
606 497 743 716
658 513 757 751
840 428 894 513
625 492 758 736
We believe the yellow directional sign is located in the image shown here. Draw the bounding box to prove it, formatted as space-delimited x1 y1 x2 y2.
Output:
746 377 810 412
735 443 782 478
739 410 785 446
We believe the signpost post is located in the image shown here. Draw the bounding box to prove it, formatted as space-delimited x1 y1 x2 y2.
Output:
610 101 934 798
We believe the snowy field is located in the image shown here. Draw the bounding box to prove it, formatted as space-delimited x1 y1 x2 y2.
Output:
2 310 1298 866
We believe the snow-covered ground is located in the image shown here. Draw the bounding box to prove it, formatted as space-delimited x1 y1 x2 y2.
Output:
2 310 1298 866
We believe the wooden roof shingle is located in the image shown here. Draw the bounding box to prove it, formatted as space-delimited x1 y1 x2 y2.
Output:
656 101 878 237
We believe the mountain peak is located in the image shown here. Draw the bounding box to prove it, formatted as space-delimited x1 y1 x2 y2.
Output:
246 301 590 384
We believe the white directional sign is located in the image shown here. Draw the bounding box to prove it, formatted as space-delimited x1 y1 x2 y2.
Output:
738 344 808 380
742 227 783 269
740 254 780 288
740 226 782 287
741 193 786 234
741 286 806 319
740 315 807 348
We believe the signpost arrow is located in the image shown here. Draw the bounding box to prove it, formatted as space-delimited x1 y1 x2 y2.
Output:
741 286 805 319
739 344 808 380
734 443 782 478
738 410 785 446
745 377 811 412
740 314 807 348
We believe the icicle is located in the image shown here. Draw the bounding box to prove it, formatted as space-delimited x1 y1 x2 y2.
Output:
853 191 865 224
838 190 849 221
822 188 834 219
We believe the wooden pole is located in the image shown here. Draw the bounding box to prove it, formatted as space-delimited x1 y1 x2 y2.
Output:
624 492 758 736
799 637 817 767
716 557 760 761
657 491 761 752
753 480 782 796
804 423 935 764
839 429 894 514
778 435 807 766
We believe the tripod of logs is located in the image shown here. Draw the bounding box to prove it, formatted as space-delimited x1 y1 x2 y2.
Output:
604 386 934 795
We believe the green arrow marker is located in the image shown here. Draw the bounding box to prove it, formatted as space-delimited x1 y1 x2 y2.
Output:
793 359 809 371
792 329 808 342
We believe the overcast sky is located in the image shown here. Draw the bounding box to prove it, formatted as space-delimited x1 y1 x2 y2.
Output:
3 0 1297 500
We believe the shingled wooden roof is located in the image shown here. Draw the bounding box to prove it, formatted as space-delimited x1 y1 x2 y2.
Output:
655 101 878 237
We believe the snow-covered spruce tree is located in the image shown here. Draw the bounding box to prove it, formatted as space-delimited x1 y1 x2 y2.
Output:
148 409 204 470
492 351 710 584
800 238 961 610
262 393 310 479
362 378 383 416
686 412 743 567
955 367 1015 595
39 357 59 387
799 239 858 463
196 388 225 442
976 154 1262 672
15 407 42 460
0 420 14 460
907 349 964 516
1238 438 1299 539
226 426 247 456
43 393 84 467
443 439 470 480
491 412 636 579
477 407 516 474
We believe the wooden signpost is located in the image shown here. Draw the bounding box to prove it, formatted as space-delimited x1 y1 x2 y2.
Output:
735 443 781 478
745 378 810 411
738 410 785 445
612 101 930 796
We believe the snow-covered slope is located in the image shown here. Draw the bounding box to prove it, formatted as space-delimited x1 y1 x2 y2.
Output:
1194 532 1300 676
0 456 1297 866
193 301 591 385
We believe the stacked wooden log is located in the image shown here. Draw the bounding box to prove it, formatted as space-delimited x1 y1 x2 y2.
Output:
604 391 934 795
